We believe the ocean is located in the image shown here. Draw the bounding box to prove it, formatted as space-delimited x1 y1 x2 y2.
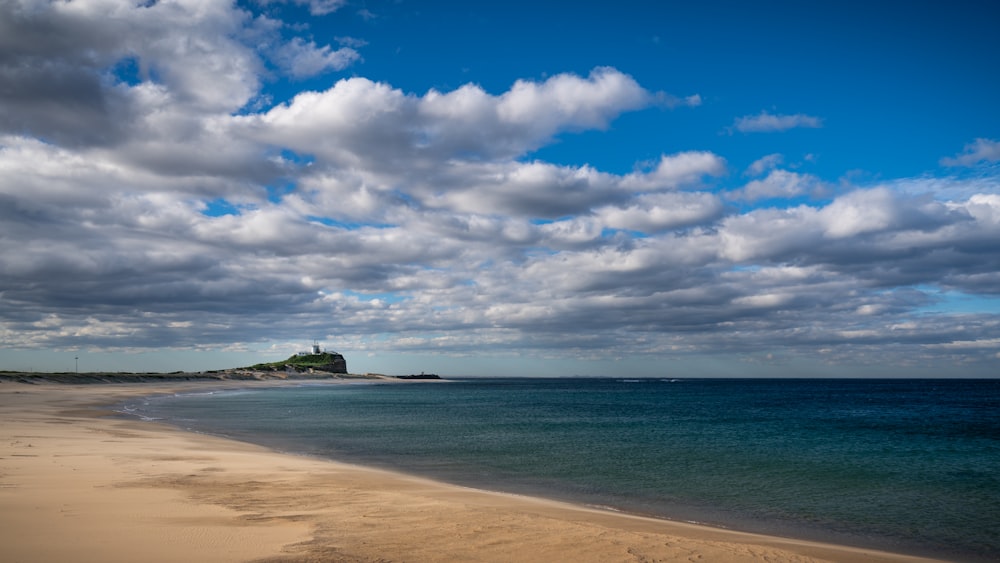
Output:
120 378 1000 562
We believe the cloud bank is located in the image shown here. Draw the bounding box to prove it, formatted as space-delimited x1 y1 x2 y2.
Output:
1 0 998 375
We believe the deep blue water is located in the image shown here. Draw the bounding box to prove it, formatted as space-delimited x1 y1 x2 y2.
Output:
121 378 1000 561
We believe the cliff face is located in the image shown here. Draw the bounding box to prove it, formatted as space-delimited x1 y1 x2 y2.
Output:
308 353 347 374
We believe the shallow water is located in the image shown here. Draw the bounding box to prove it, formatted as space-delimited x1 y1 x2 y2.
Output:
122 378 1000 561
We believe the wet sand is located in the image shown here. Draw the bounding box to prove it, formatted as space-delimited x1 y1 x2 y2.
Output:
0 381 943 562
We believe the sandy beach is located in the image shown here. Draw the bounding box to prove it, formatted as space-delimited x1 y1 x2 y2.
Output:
0 380 943 563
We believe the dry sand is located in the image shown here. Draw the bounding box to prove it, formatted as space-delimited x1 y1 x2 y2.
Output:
0 381 943 563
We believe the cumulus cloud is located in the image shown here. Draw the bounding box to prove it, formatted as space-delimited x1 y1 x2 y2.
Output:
242 67 655 166
745 153 784 176
0 0 365 151
270 37 361 78
497 67 651 130
622 152 727 192
428 161 622 218
258 0 348 16
717 187 972 262
941 138 1000 167
729 111 823 134
597 192 725 233
303 0 347 15
731 169 824 202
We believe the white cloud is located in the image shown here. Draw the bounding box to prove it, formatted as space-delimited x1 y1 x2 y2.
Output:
654 92 702 108
0 0 364 151
715 187 976 263
259 0 348 16
597 192 724 233
271 37 360 78
497 67 651 130
941 138 1000 167
0 0 263 145
242 68 663 169
622 152 727 192
745 153 784 176
304 0 347 15
817 187 956 239
336 36 369 49
718 206 823 262
733 169 822 202
730 111 823 134
732 293 793 308
965 193 1000 223
435 161 622 217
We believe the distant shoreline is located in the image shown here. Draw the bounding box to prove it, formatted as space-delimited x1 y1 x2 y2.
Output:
0 370 388 385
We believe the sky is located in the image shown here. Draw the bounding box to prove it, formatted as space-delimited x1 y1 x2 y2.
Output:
1 0 999 377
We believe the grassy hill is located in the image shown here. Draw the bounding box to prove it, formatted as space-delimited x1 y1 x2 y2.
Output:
247 352 348 373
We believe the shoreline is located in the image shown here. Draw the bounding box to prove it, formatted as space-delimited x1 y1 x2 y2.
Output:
1 379 944 562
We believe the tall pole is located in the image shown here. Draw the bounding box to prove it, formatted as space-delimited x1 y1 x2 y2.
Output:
75 356 78 373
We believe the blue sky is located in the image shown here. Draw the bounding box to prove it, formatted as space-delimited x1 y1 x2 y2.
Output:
285 0 999 179
1 0 999 376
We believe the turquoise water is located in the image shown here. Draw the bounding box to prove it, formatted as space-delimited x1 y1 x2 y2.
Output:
123 378 1000 561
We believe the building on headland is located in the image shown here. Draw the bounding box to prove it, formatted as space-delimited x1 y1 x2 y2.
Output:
297 341 328 356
